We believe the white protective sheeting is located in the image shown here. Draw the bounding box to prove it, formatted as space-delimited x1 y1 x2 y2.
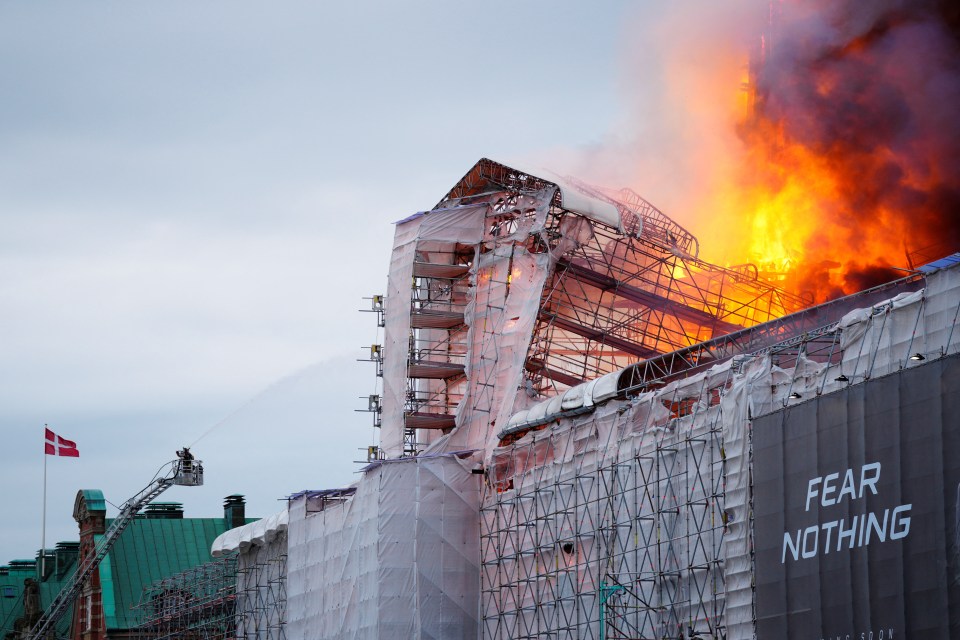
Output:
381 204 494 457
383 177 630 459
286 454 481 640
589 369 621 404
381 215 425 458
482 359 747 638
560 382 587 410
500 161 623 231
481 259 960 639
550 173 622 231
435 190 556 454
210 509 289 557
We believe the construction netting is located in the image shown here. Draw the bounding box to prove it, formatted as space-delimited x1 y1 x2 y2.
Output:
479 261 960 639
283 453 481 640
381 190 556 459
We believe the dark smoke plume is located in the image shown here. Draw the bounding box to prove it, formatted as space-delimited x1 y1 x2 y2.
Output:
752 0 960 297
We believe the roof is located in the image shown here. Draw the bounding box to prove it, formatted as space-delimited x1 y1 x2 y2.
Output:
918 252 960 273
0 546 78 640
0 561 36 636
98 515 256 630
211 510 289 557
78 489 106 512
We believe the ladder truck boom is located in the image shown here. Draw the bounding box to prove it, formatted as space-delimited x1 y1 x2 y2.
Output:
29 448 203 640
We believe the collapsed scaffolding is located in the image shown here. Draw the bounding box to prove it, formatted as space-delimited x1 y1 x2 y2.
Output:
135 530 287 640
370 158 812 460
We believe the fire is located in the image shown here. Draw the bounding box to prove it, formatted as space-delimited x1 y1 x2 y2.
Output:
687 1 960 303
707 115 901 300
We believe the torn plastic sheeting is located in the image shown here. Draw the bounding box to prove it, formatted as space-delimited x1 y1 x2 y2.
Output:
439 245 553 453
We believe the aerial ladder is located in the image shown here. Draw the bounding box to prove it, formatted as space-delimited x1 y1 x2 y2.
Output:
28 448 203 640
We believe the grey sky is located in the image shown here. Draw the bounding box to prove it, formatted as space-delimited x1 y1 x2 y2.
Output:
0 1 746 561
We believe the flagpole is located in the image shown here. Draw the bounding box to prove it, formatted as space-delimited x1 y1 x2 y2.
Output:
42 424 47 578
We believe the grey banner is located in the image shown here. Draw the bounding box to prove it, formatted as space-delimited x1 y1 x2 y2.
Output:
754 354 960 639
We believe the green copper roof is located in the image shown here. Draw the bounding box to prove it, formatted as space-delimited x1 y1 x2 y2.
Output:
0 548 77 640
99 515 255 630
78 489 106 513
0 562 35 637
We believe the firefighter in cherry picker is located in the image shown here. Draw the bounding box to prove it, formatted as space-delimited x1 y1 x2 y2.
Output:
176 446 194 473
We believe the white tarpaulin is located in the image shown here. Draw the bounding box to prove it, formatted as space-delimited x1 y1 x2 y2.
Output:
285 454 482 639
381 204 489 458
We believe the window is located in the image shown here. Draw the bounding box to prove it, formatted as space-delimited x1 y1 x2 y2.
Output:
84 594 92 632
1 586 15 598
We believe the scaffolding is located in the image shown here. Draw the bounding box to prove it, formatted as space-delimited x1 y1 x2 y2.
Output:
134 553 238 640
481 365 738 640
478 254 960 640
236 532 287 640
437 160 805 390
372 158 808 459
134 532 287 640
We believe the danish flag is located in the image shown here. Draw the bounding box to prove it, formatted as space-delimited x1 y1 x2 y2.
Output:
44 428 79 457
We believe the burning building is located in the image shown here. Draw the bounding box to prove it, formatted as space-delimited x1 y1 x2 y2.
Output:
203 3 960 637
209 156 960 639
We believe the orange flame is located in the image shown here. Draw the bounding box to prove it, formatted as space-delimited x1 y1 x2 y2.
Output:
681 2 959 303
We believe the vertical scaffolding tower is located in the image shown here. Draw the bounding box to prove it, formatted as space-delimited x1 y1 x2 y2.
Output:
236 532 287 640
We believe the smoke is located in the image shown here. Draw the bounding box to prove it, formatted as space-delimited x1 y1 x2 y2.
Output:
745 0 960 297
544 1 960 302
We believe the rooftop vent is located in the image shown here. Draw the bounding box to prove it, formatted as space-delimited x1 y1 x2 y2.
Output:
142 503 184 519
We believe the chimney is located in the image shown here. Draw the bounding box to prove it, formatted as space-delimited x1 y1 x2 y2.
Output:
54 542 79 578
34 549 54 581
223 495 246 529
